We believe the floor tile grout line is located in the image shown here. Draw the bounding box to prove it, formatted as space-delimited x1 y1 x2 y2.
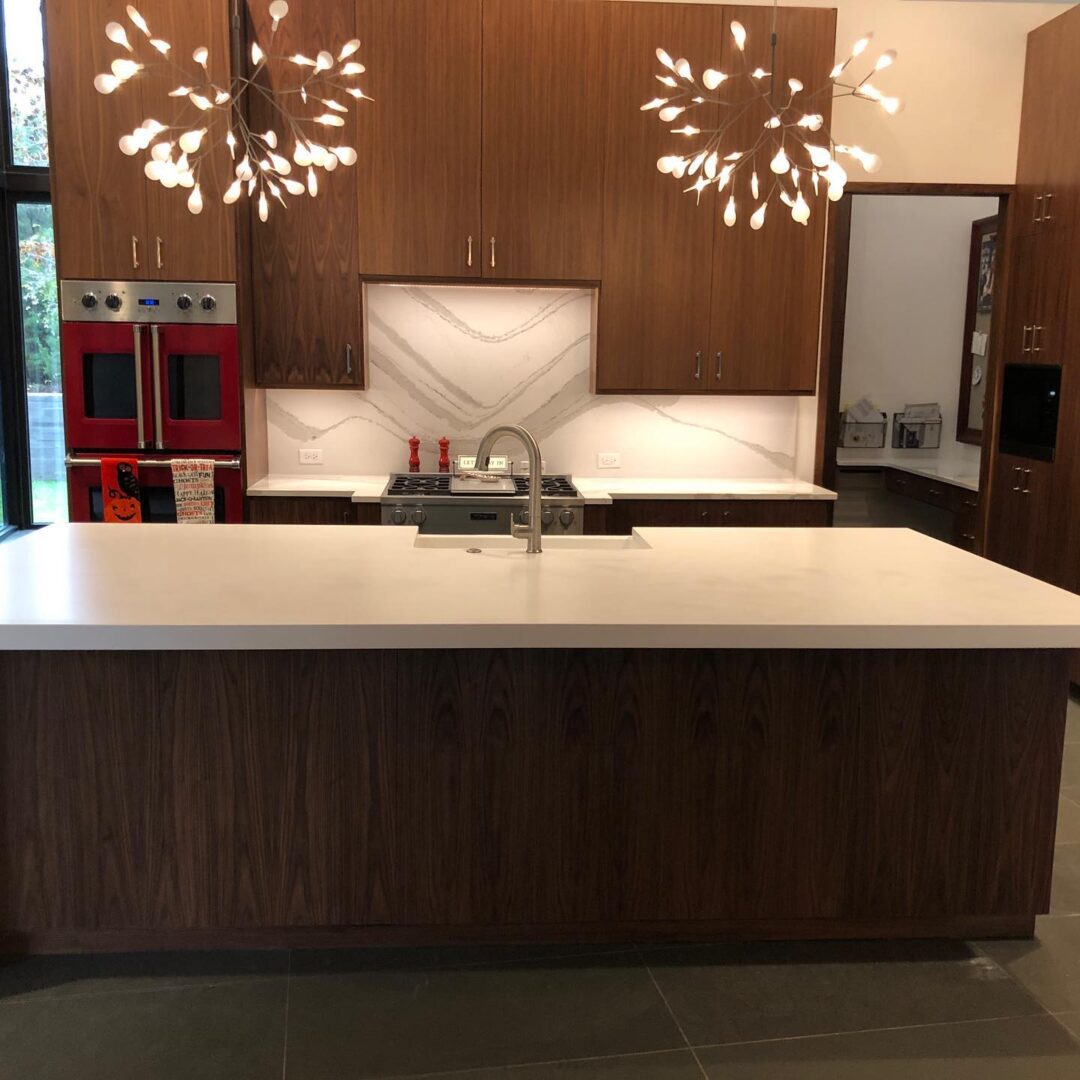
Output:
281 950 292 1080
1047 1011 1080 1050
0 974 288 1007
634 945 709 1080
968 940 1064 1025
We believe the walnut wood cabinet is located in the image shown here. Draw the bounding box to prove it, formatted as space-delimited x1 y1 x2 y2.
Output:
45 0 236 282
985 455 1058 583
584 498 832 534
247 496 380 525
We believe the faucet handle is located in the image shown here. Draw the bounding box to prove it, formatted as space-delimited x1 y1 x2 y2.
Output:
511 522 530 540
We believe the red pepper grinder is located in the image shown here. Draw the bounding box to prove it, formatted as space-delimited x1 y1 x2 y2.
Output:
438 436 451 474
408 435 421 473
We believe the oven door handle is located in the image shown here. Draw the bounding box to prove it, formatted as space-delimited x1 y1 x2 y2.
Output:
150 324 165 450
66 455 241 470
132 325 146 449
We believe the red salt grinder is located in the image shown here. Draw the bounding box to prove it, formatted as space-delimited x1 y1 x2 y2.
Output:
408 435 421 473
438 436 450 473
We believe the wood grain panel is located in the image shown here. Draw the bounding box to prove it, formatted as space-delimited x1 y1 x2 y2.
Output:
140 0 237 281
246 0 362 387
0 647 1067 946
246 496 359 524
356 0 481 277
45 0 151 280
707 5 836 393
606 499 832 533
595 1 722 392
481 0 607 281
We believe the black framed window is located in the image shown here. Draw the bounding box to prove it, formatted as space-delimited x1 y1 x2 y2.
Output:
0 0 58 537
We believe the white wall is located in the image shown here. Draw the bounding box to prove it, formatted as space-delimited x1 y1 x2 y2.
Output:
838 193 998 468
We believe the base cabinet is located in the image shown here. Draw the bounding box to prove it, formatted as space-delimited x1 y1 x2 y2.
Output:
585 499 833 534
246 496 379 525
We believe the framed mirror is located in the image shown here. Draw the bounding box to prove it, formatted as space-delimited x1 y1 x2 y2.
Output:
957 215 997 445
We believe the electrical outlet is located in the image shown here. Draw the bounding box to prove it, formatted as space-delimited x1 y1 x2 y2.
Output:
597 451 621 469
298 447 323 465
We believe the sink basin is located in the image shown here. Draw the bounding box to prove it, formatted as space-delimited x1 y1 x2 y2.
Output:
413 533 651 552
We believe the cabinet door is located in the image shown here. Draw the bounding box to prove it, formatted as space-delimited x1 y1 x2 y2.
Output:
356 0 481 278
1014 25 1058 238
248 0 362 387
45 0 151 280
985 454 1055 579
706 5 836 394
595 1 722 392
248 496 357 525
1003 233 1040 364
481 0 607 281
140 0 237 281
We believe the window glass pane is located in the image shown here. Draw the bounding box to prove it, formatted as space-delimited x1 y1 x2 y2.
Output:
18 201 65 523
4 0 48 167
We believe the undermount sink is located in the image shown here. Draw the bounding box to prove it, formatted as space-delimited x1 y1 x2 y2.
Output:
413 533 652 552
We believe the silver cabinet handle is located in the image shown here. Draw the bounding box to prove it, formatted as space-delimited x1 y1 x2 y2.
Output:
1022 468 1032 494
150 323 165 450
715 350 723 380
467 235 473 268
1034 195 1044 224
132 325 146 449
1022 324 1033 353
490 236 496 269
1043 193 1054 221
1032 325 1044 352
155 235 163 271
345 342 353 376
131 234 140 270
1011 466 1022 492
694 350 702 380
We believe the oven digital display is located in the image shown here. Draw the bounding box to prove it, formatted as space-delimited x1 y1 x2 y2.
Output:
138 298 160 307
470 512 498 521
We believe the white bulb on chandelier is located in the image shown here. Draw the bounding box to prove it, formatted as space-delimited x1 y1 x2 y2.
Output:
824 159 848 188
151 141 173 163
672 125 700 136
324 152 339 172
750 203 767 230
310 143 328 167
168 85 192 97
314 113 345 128
704 151 718 179
118 133 139 155
110 58 142 81
770 147 790 175
657 105 684 122
655 48 676 71
178 169 195 189
852 32 873 57
640 97 668 111
805 144 832 169
282 178 305 196
724 196 737 227
126 5 149 35
334 146 358 166
269 152 291 174
339 39 361 60
345 87 367 100
223 178 242 204
293 140 313 167
788 78 803 94
656 155 673 174
188 92 213 111
290 53 316 66
269 0 289 30
674 58 692 80
150 39 170 54
688 150 707 176
779 191 794 208
144 159 163 181
159 162 180 189
106 22 132 50
340 62 365 76
315 50 334 72
236 155 254 181
790 166 800 186
879 96 904 115
764 116 781 129
702 69 726 90
307 166 318 196
320 98 348 113
797 114 824 131
258 191 269 222
187 184 203 215
251 42 265 65
717 164 733 191
751 67 768 80
730 21 746 51
670 157 687 178
791 191 810 225
875 50 896 71
261 129 278 148
829 61 844 79
193 46 209 67
94 73 120 95
655 74 677 88
178 128 206 154
751 170 759 199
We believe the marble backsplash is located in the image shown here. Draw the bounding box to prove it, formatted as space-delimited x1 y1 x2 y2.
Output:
266 283 805 478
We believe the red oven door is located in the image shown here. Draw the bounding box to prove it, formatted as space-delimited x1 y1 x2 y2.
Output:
62 322 153 451
66 455 243 523
151 323 241 452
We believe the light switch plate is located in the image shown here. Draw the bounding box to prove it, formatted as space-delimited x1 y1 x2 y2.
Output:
597 451 621 469
299 448 323 465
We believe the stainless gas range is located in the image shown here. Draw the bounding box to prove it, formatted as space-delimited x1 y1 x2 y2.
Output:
380 473 585 535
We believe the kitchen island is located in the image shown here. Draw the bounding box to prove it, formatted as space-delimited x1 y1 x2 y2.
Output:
2 524 1078 953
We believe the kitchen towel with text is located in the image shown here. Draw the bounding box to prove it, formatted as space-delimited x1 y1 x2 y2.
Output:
171 458 216 524
101 457 142 523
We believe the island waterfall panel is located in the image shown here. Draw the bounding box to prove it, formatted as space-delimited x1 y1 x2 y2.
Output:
0 648 1066 950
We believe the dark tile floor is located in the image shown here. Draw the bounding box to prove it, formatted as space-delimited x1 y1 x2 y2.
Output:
3 702 1080 1079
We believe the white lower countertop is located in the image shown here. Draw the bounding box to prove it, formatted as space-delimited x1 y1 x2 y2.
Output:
836 454 980 493
246 475 388 503
3 523 1079 651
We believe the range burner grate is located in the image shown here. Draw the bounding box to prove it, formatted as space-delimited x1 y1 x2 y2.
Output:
385 473 579 498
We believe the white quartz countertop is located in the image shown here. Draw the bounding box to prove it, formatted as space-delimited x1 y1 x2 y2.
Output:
836 454 980 493
246 474 837 504
571 477 837 504
3 523 1079 651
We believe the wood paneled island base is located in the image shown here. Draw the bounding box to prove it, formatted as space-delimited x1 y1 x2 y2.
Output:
1 648 1067 954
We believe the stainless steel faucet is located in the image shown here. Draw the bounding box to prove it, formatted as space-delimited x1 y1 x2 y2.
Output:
474 424 543 554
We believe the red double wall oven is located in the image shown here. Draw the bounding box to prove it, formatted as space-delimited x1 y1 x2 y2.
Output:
61 280 243 523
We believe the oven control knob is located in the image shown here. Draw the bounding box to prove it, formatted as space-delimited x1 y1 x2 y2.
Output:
390 508 408 525
200 294 217 312
80 292 98 310
176 294 193 311
517 509 530 526
559 509 576 528
411 508 426 525
541 508 554 527
104 293 122 311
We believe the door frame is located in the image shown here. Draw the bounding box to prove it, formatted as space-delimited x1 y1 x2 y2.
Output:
813 181 1014 554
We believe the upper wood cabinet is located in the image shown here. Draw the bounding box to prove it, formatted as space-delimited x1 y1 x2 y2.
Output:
707 5 835 394
480 0 607 281
248 0 363 387
1003 228 1077 367
356 0 482 278
45 0 236 281
595 1 722 393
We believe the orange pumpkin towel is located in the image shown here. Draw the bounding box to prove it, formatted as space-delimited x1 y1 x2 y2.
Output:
100 457 142 523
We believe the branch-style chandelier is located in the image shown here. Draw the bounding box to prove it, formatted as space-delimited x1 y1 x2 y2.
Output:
93 1 369 221
643 17 902 230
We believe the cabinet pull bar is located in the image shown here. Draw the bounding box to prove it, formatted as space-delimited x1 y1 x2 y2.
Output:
132 325 146 449
1022 468 1032 494
131 235 140 270
155 236 163 270
150 324 165 450
715 350 723 380
694 351 702 380
1032 325 1043 352
1022 324 1033 353
345 343 353 376
466 235 473 268
1011 466 1022 492
1043 193 1054 221
489 236 496 269
1034 195 1044 223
